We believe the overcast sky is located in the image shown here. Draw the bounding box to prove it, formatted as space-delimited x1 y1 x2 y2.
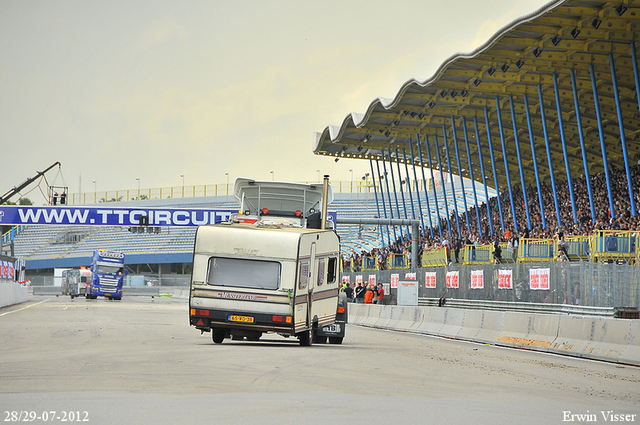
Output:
1 0 552 204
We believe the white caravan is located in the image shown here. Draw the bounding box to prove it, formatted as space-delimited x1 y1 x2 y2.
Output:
189 177 345 345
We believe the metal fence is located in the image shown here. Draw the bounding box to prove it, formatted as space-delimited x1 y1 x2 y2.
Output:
341 262 639 309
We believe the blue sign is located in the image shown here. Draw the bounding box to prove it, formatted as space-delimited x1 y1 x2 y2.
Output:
0 206 239 227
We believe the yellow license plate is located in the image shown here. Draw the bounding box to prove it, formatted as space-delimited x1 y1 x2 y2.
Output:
228 315 254 323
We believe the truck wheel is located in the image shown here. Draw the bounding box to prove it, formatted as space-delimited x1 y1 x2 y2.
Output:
212 328 225 344
298 329 313 346
328 336 343 345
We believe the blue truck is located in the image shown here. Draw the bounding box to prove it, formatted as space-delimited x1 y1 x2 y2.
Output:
85 250 126 300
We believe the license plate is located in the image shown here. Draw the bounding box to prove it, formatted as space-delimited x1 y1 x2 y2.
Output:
228 315 254 323
322 324 341 333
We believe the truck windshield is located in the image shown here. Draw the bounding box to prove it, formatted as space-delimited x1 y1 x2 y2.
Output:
96 265 122 275
207 257 280 290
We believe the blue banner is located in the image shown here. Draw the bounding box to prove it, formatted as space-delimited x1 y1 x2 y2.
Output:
0 206 238 227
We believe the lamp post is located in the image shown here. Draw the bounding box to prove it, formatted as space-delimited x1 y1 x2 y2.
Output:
180 174 184 197
136 177 140 200
225 172 229 195
92 180 96 203
270 170 274 181
349 169 353 192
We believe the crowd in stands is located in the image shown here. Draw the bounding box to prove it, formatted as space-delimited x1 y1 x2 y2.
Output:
343 163 640 270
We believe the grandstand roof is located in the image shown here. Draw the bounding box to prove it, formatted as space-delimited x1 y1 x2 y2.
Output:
313 0 640 191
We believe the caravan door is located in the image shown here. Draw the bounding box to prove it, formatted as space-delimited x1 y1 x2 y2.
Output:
294 240 317 332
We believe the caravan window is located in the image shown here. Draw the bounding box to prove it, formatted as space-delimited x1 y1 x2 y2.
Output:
207 257 281 290
327 257 337 283
298 261 308 290
317 258 325 286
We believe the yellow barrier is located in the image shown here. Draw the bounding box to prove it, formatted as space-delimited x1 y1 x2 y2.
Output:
421 248 448 267
388 253 409 269
517 238 555 263
590 230 639 263
361 255 379 271
462 244 492 265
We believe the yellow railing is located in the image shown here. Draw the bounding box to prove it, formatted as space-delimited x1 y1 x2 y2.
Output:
590 230 639 263
68 179 429 205
360 255 379 271
388 253 409 269
422 248 449 267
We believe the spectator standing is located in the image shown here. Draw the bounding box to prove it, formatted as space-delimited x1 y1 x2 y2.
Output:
364 284 374 304
343 283 354 302
355 283 366 303
376 283 385 304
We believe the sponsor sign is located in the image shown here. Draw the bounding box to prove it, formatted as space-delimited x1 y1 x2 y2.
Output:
470 270 484 289
355 275 363 285
446 271 459 288
390 273 399 288
0 206 238 227
425 271 437 288
529 268 550 290
341 275 350 285
498 269 513 289
368 275 376 286
404 272 416 280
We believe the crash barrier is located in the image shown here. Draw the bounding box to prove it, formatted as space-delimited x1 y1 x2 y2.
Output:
0 281 29 308
347 303 640 366
341 261 639 309
122 286 160 296
421 248 448 267
32 286 63 296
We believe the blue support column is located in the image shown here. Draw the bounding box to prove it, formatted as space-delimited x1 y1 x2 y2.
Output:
589 63 616 220
609 53 637 217
408 143 426 234
462 117 482 233
553 74 578 223
569 69 596 221
451 117 470 233
537 84 563 227
401 148 416 238
508 96 531 231
442 125 461 239
434 133 453 238
375 159 392 246
484 107 505 232
425 134 443 239
388 149 404 241
523 93 547 230
395 149 411 238
416 134 435 237
474 117 494 236
633 42 640 135
370 159 387 247
381 151 399 241
495 97 518 233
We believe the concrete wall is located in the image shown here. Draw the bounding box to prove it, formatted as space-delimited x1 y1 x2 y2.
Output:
0 281 29 308
347 303 640 366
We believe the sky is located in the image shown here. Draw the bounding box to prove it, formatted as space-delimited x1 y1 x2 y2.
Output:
1 0 552 204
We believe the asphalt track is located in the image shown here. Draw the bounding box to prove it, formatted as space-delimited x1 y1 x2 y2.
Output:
0 296 638 425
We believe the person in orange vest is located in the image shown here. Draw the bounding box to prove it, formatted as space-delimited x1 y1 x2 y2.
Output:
364 284 374 304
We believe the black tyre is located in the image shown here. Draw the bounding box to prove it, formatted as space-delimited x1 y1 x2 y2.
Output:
299 329 313 346
328 336 343 344
212 328 225 344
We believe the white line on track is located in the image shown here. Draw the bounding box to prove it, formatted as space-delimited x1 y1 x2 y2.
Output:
0 298 50 317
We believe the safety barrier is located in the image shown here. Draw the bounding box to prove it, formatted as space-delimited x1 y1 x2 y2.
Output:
347 303 640 366
421 248 448 267
388 253 409 269
0 281 29 308
590 230 639 263
517 238 555 262
361 256 378 271
462 244 491 265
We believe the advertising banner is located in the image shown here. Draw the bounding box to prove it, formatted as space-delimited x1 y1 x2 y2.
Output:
425 271 437 288
390 273 399 288
498 269 513 289
529 268 550 290
470 270 484 289
404 272 416 280
368 274 376 286
355 275 363 285
341 275 350 285
446 270 459 288
0 206 238 227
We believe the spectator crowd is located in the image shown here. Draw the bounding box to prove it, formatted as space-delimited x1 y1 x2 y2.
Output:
342 163 640 270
